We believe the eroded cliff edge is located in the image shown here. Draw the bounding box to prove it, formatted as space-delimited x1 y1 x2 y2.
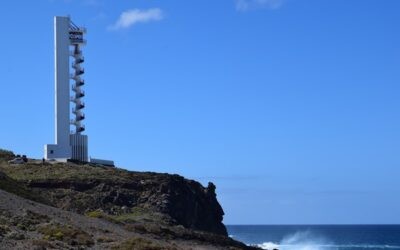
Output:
17 164 227 235
0 149 258 249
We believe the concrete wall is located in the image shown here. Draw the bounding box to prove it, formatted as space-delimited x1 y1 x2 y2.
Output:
54 16 71 150
45 16 72 160
70 134 88 162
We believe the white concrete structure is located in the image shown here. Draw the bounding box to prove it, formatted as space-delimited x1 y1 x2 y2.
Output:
89 158 115 167
70 134 88 161
45 16 88 162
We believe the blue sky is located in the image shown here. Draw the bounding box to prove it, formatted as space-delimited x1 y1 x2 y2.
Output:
1 0 400 224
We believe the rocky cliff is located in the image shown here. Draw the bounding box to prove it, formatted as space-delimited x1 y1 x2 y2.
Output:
0 149 258 250
18 165 227 235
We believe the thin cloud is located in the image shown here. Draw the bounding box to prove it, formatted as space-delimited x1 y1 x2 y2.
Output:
236 0 284 11
108 8 163 31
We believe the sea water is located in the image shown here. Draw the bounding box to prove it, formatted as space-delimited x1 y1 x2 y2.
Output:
227 225 400 250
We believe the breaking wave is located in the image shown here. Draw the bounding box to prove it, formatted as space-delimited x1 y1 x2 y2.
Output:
254 231 400 250
257 243 400 250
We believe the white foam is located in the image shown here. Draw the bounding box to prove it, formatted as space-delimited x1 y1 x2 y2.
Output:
256 242 279 250
278 231 331 250
255 242 400 250
250 230 400 250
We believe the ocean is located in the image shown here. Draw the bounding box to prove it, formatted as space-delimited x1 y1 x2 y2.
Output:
227 225 400 250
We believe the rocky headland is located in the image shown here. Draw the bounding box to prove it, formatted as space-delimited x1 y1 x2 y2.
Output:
0 149 259 250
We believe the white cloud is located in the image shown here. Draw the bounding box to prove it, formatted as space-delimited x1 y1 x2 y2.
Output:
236 0 284 11
108 8 164 31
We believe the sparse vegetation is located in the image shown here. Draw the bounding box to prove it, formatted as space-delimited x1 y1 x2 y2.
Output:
113 207 167 224
32 239 54 249
0 162 132 182
0 172 47 204
7 231 25 240
112 236 177 250
38 223 94 247
85 209 121 225
0 149 14 161
15 210 50 232
86 209 107 218
0 224 10 236
97 236 115 243
85 207 169 229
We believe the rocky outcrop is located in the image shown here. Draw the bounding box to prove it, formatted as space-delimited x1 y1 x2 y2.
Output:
0 188 256 250
153 179 227 235
0 149 261 250
1 163 227 236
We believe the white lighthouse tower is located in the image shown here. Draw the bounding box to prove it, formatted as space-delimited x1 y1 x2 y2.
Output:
45 16 88 162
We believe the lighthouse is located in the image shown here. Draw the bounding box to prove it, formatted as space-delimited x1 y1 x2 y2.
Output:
44 16 88 162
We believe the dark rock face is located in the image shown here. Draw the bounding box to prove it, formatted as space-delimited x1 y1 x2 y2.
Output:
144 177 227 235
0 187 256 250
22 167 227 236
